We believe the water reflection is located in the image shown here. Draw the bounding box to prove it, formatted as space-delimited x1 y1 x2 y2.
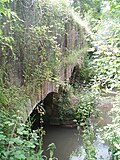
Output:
43 125 82 160
43 97 113 160
43 125 111 160
69 135 111 160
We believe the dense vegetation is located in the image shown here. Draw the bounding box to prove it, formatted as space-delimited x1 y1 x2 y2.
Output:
0 0 87 159
85 1 120 159
0 0 120 160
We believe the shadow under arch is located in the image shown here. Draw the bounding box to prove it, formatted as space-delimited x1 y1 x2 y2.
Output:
28 92 59 130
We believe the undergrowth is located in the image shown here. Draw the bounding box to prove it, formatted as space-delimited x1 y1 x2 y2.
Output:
0 84 57 160
99 93 120 160
0 110 44 160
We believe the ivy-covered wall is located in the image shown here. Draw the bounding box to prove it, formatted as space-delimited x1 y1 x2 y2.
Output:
0 0 87 112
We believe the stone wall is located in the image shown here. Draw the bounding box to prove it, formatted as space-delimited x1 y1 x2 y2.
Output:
0 0 86 114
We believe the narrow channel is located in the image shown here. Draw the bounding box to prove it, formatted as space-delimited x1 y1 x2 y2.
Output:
43 95 114 160
43 125 82 160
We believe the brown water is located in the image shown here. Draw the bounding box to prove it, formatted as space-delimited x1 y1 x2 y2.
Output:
43 125 82 160
43 96 114 160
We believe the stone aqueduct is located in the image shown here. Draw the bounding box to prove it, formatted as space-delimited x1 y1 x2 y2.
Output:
27 61 82 115
0 1 87 116
7 27 86 115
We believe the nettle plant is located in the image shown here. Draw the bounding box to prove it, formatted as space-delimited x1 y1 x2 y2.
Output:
74 88 99 127
0 109 46 160
87 0 120 91
91 44 120 90
82 126 96 160
0 84 57 160
72 88 100 160
0 85 45 159
0 111 38 160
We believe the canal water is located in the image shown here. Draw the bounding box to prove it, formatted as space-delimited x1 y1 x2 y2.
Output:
43 96 114 160
43 125 82 160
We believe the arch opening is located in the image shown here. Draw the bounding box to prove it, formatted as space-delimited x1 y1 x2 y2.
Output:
28 92 59 130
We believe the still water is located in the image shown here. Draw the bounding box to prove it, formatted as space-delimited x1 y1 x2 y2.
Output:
43 97 113 160
43 125 82 160
43 125 110 160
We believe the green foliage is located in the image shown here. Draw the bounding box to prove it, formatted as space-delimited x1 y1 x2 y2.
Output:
0 110 44 160
47 143 56 159
0 85 28 116
22 23 62 86
0 1 88 159
99 93 120 160
91 45 120 90
89 1 120 90
74 88 99 127
0 0 10 16
82 126 96 160
79 56 95 85
82 1 120 159
58 84 73 121
0 89 56 160
62 47 88 67
86 1 120 159
10 0 86 88
0 0 19 57
52 80 99 127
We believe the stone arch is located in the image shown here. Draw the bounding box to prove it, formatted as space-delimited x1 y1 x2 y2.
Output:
28 92 59 130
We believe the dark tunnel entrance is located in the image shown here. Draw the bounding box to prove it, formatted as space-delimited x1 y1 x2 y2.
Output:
28 92 59 130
